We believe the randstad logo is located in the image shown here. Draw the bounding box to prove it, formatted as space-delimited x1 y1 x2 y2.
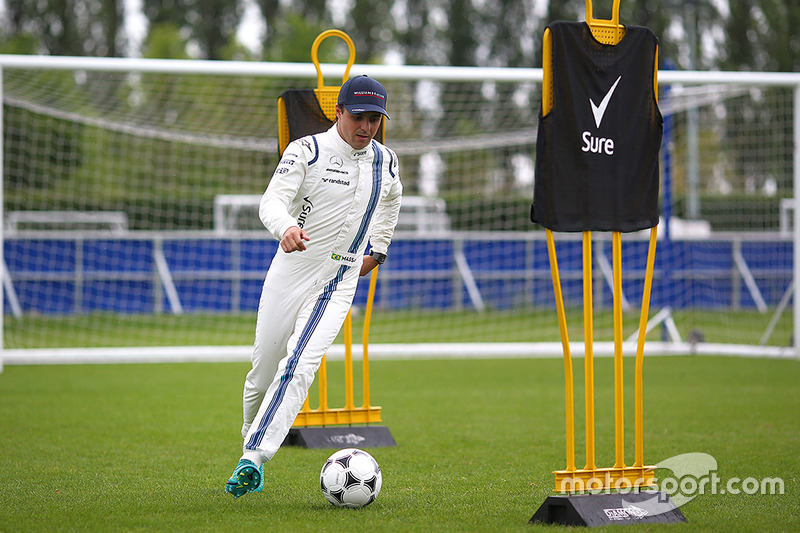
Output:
581 75 621 156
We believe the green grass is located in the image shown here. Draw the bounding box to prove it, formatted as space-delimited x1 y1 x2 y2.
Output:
3 308 794 348
1 356 798 531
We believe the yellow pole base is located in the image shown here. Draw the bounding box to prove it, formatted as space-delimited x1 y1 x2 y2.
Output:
293 405 382 427
554 465 656 493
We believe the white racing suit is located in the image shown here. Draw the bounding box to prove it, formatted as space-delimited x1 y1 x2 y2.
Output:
240 124 402 462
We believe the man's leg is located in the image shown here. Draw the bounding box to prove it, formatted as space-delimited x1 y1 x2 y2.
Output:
240 253 310 437
226 264 357 498
243 273 356 461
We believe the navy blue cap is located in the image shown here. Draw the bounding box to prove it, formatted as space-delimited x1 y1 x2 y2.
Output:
337 75 390 119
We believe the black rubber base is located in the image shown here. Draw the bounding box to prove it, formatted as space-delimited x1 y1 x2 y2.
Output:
283 426 396 449
530 491 687 527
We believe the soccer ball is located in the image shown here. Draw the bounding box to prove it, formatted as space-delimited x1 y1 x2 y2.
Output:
320 448 382 508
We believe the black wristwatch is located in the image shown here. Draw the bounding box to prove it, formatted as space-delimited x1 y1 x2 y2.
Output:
369 250 387 264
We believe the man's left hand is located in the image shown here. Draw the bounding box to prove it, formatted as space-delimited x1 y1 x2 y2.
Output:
360 255 379 276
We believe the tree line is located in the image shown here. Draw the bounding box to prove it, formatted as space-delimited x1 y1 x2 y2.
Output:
1 0 798 72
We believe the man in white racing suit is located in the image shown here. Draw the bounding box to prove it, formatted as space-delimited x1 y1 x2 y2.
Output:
225 75 402 498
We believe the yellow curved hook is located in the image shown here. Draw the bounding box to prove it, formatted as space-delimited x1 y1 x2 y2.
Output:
585 0 621 27
585 0 624 44
311 29 356 90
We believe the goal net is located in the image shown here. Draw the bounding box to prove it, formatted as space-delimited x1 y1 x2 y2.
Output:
1 56 798 365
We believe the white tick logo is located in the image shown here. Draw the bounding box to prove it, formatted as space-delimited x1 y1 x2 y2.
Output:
589 76 622 128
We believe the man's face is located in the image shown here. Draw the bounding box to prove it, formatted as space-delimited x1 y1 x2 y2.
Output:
336 105 383 150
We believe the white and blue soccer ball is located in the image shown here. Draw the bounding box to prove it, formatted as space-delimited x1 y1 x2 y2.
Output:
320 448 382 508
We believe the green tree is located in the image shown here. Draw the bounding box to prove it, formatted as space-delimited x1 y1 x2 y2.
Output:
447 0 478 66
255 0 282 54
724 0 758 70
342 0 394 63
619 0 677 65
2 0 124 56
723 0 800 72
97 0 123 57
263 12 337 63
0 33 40 55
295 0 329 22
545 0 583 25
253 0 335 61
488 0 539 68
394 0 434 65
143 22 191 60
193 0 243 60
142 0 242 59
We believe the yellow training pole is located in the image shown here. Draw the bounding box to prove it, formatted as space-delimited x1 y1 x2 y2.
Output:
543 23 577 478
344 309 354 410
542 0 661 493
634 226 658 467
287 30 389 428
319 354 328 412
583 231 596 471
546 229 575 473
362 266 379 409
612 231 625 469
634 41 660 469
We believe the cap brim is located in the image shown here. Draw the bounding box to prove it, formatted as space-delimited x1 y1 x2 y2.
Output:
343 104 391 120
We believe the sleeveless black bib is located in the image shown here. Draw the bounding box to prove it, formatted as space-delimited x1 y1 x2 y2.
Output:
531 22 663 232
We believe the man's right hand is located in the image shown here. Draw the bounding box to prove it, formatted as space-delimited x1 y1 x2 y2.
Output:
280 226 310 252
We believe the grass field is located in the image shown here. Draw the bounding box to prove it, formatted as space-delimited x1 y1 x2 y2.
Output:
1 355 798 532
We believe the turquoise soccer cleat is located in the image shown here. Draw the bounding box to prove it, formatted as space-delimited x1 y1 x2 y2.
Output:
225 459 264 499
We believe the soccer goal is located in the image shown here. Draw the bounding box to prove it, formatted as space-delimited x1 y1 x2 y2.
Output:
1 54 799 367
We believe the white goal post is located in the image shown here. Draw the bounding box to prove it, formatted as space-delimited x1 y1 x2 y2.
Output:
1 54 799 367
